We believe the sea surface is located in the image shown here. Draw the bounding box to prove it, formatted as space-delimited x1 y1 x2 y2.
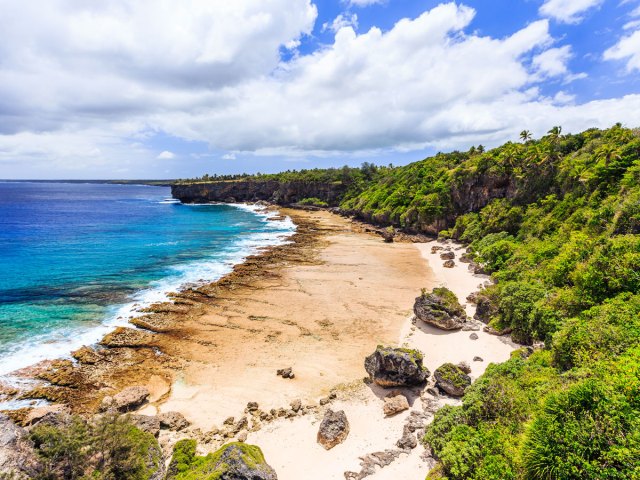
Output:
0 182 294 378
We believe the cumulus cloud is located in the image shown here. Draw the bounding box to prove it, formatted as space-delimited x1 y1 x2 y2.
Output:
347 0 385 6
605 29 640 71
157 151 175 160
539 0 604 23
222 153 237 160
323 13 358 33
0 1 639 178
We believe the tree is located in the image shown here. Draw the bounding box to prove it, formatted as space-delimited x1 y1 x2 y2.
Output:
520 130 532 143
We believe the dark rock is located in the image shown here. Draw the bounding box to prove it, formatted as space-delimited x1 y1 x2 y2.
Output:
459 252 473 263
474 292 497 323
290 399 302 413
484 324 513 336
469 333 479 340
175 442 277 479
129 414 160 437
158 411 189 431
364 346 429 388
246 402 259 413
443 259 455 268
396 425 417 450
440 251 455 260
0 414 40 479
431 246 444 254
413 287 468 330
276 367 295 379
317 409 350 450
434 363 472 397
473 356 484 362
469 262 488 275
381 227 395 243
457 362 471 374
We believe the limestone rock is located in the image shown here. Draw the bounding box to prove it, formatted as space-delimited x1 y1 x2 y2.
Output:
158 411 189 431
414 287 468 330
434 363 472 397
383 393 409 417
129 414 160 437
290 399 302 413
317 409 350 450
24 404 70 427
102 386 150 413
0 414 39 479
276 367 295 379
440 251 455 260
364 346 429 388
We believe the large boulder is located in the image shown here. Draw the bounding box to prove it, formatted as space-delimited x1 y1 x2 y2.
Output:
365 346 429 388
0 414 40 479
168 441 277 480
317 409 350 450
102 386 150 413
434 363 472 397
414 287 468 330
158 411 189 431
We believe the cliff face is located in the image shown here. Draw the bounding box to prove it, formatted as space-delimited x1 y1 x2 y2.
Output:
171 180 347 206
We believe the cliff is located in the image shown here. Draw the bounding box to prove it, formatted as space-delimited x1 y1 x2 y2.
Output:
171 180 348 206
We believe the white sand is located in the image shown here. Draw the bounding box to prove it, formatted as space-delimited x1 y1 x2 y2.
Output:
239 239 517 480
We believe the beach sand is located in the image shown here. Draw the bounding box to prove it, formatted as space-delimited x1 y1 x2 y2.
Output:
150 210 431 429
16 208 516 479
241 238 516 480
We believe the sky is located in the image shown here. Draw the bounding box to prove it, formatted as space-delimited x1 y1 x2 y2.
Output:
1 0 640 179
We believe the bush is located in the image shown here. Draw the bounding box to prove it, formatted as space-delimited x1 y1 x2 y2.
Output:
30 414 163 480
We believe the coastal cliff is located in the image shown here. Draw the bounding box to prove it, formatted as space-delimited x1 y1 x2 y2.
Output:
171 180 347 206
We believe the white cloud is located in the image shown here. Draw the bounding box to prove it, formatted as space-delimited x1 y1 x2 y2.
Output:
323 13 358 33
157 151 175 159
604 29 640 71
347 0 384 7
539 0 604 23
222 153 237 160
0 1 639 178
532 45 572 77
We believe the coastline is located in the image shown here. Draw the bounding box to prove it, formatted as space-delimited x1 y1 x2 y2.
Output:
4 206 517 479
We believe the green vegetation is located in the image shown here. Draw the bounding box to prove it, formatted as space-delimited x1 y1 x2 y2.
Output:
434 363 471 390
181 125 640 478
297 197 329 207
29 414 163 480
167 441 271 480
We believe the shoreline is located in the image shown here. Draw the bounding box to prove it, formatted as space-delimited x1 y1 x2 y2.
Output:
3 206 517 479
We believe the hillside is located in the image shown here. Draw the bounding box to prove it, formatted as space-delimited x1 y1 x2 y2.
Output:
175 124 640 479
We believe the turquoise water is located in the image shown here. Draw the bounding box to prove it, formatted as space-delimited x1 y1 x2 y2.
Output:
0 182 294 376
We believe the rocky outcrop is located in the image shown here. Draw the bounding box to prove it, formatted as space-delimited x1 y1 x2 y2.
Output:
434 363 472 397
414 287 468 330
101 386 150 413
0 414 40 479
383 392 409 416
158 411 189 431
317 409 350 450
168 441 277 480
364 346 429 388
276 367 295 379
172 180 347 207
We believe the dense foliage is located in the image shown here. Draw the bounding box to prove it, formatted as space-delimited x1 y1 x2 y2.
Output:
28 414 163 480
182 125 640 478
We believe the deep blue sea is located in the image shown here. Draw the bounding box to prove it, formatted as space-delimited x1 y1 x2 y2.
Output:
0 182 294 376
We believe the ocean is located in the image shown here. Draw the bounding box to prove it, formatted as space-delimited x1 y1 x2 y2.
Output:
0 182 294 378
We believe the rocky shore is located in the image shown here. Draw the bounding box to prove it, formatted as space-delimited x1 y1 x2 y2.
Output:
0 207 517 479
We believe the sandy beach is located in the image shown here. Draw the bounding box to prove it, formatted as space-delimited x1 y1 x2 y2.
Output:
12 208 517 479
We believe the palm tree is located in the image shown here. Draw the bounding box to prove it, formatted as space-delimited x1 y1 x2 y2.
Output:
520 130 532 143
547 126 562 139
595 144 622 167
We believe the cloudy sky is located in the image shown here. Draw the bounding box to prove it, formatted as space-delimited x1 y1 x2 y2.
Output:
1 0 640 179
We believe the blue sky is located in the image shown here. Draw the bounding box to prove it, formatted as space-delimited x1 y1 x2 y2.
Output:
0 0 639 179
